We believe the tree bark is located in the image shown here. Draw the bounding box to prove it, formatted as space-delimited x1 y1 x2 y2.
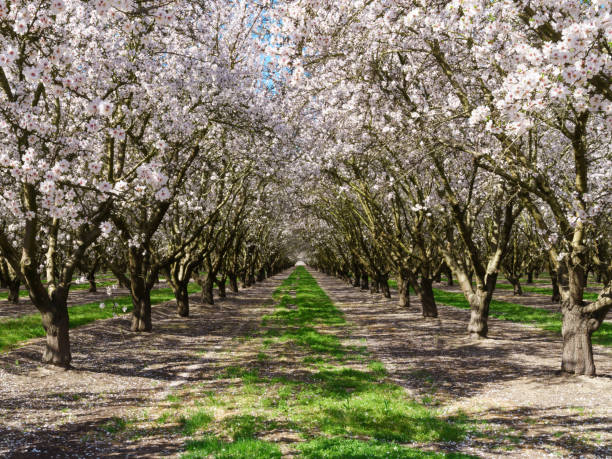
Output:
398 273 410 308
174 281 190 317
130 277 152 332
360 273 369 291
7 278 20 304
551 271 561 303
247 268 255 286
446 268 453 287
558 265 608 376
202 275 214 305
561 307 596 376
41 291 71 368
467 274 497 339
419 277 438 318
229 273 239 293
379 276 391 299
527 271 534 284
508 276 523 295
218 277 227 298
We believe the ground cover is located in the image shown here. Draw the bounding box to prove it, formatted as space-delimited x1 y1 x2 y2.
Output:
0 283 201 352
386 280 611 346
161 267 476 458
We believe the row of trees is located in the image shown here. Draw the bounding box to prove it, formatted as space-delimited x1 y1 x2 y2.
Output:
270 0 612 375
0 0 294 368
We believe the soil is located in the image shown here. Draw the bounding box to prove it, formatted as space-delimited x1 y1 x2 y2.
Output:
1 269 611 458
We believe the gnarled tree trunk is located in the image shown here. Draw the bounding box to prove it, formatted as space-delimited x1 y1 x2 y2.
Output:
41 289 71 368
507 276 523 295
130 277 152 332
218 277 227 298
174 280 190 317
419 277 438 318
7 278 20 304
202 275 214 305
558 266 610 376
561 307 596 376
229 273 239 293
466 274 497 339
397 271 410 308
360 273 369 291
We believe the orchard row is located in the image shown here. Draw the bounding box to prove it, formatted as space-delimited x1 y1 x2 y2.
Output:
0 1 294 369
269 0 612 376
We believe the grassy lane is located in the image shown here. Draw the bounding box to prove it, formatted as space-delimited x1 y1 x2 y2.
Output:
0 283 200 353
155 267 476 458
387 280 611 347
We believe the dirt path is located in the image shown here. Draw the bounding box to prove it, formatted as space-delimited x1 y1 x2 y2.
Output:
0 272 288 458
310 269 612 458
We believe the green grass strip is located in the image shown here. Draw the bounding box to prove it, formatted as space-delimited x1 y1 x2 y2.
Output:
0 283 200 353
0 280 124 301
387 279 609 346
431 289 611 347
182 267 476 458
493 282 599 301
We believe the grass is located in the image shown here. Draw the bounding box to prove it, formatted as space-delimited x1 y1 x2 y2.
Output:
0 279 121 301
493 282 599 301
184 436 282 459
430 289 612 347
176 267 475 458
0 283 201 352
298 438 474 458
387 279 610 347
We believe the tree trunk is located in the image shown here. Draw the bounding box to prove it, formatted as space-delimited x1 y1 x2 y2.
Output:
352 269 360 287
551 272 561 303
41 299 72 368
175 281 190 317
398 274 410 308
561 308 596 376
247 268 255 286
360 273 369 291
379 276 391 299
7 278 20 304
527 271 534 284
508 276 523 295
446 268 453 287
218 278 227 298
130 278 152 332
558 264 607 376
419 277 438 318
229 273 239 293
87 262 97 293
202 275 214 305
467 274 497 339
